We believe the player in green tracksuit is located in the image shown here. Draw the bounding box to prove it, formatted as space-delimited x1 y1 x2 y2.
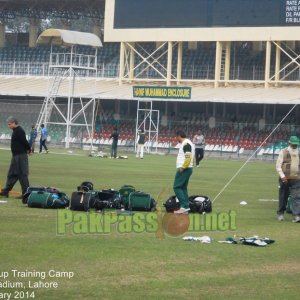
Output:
173 130 195 214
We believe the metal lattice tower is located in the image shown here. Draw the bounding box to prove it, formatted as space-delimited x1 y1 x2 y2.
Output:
135 100 160 153
36 29 102 148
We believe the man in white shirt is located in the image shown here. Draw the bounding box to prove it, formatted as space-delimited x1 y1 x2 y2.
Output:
192 130 205 167
276 136 300 222
173 130 195 214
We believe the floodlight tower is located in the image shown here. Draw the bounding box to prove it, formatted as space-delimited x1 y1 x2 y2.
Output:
36 29 102 148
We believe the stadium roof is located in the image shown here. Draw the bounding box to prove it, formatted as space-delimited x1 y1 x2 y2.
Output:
36 29 102 48
0 76 299 105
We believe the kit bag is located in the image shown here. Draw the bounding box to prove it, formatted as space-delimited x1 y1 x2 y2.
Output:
128 191 156 211
70 191 94 211
163 195 181 212
77 181 94 192
27 191 69 209
119 185 136 209
188 195 212 213
94 189 122 210
23 186 61 203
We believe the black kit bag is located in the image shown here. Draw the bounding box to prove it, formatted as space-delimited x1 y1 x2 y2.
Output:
128 191 156 212
77 181 94 192
189 195 212 213
163 195 181 212
27 191 69 209
70 191 94 211
94 189 122 210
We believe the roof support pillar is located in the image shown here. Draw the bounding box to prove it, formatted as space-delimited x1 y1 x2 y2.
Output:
224 42 231 86
265 41 271 88
167 41 173 86
214 41 222 88
29 18 40 48
275 41 281 86
177 41 183 85
129 42 135 81
119 42 125 85
0 21 5 48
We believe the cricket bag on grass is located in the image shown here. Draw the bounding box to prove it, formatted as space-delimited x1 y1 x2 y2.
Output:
189 195 212 213
23 186 61 203
70 191 98 211
27 191 69 209
77 181 94 192
163 195 181 212
128 192 156 211
119 185 136 209
94 189 122 210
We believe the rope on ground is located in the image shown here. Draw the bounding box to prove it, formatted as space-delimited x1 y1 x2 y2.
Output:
212 102 299 204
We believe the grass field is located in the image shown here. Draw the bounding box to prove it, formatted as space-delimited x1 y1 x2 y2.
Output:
1 148 300 300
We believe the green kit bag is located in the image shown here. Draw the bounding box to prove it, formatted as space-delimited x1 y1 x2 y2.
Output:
119 185 135 209
27 191 69 209
128 192 156 212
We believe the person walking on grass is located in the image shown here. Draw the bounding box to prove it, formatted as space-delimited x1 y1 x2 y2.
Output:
39 124 49 153
110 127 119 158
173 130 195 214
136 129 145 159
276 135 300 223
0 116 31 202
192 130 205 167
28 124 37 153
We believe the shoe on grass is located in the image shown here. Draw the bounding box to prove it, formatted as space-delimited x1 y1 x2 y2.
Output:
174 208 190 214
292 216 300 223
277 214 284 221
0 191 9 198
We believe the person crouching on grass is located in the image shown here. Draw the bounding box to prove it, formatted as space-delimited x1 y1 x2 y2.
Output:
173 130 195 214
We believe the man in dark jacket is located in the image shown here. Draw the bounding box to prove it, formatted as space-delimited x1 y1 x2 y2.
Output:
0 116 31 201
110 127 119 158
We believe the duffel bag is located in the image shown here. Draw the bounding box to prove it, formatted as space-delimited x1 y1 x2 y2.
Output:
23 186 61 203
119 185 135 209
128 191 156 212
94 189 122 210
27 191 69 209
189 195 212 213
70 191 94 211
163 195 181 212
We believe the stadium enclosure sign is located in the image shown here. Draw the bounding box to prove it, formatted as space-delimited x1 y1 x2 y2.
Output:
133 86 191 100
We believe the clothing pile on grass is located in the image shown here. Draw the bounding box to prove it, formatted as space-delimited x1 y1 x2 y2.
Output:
183 235 275 247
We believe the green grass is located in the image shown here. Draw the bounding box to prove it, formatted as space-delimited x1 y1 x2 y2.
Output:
1 148 300 300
